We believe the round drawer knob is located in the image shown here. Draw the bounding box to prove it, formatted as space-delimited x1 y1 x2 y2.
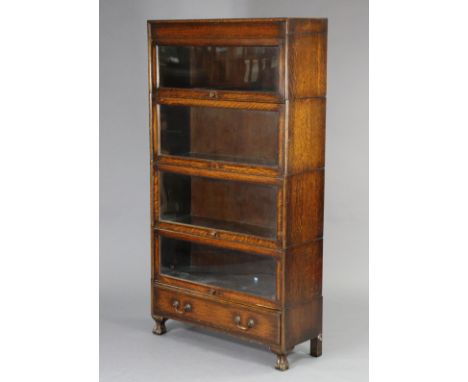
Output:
234 315 255 331
172 299 192 314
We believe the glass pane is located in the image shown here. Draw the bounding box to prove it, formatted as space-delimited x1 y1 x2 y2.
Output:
160 172 277 239
160 105 278 166
158 46 279 91
160 236 276 299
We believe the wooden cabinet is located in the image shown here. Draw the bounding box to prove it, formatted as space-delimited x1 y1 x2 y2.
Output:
148 18 327 371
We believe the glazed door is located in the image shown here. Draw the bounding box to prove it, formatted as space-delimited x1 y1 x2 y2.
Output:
159 103 280 167
149 40 285 102
156 235 280 305
158 46 279 92
155 171 282 247
154 99 285 176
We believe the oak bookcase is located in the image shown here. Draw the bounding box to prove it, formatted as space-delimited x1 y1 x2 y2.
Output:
148 18 327 370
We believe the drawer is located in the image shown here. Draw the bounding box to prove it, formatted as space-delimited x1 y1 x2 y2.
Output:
153 285 280 345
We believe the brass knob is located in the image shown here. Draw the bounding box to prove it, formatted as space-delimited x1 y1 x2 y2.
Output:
209 230 218 237
172 300 192 314
234 315 255 331
172 299 192 314
208 90 217 98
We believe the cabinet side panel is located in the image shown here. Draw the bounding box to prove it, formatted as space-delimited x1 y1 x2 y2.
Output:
284 297 322 350
286 98 326 174
287 30 327 98
285 240 322 305
285 171 324 246
148 23 157 317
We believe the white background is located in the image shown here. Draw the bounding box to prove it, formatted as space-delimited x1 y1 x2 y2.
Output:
0 0 467 381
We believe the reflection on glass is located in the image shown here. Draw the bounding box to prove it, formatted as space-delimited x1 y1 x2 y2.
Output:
160 105 279 166
159 172 277 239
158 46 279 91
160 236 276 299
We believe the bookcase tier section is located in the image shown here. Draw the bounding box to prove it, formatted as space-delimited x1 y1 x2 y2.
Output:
159 171 278 239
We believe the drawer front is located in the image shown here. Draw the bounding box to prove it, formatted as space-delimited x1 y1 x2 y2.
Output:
153 285 280 345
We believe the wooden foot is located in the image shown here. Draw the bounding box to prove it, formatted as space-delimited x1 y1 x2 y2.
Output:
152 315 167 335
310 333 322 357
274 354 289 371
